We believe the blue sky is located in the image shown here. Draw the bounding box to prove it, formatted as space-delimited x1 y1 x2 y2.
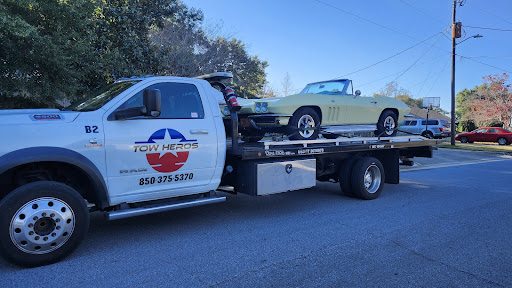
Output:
184 0 512 111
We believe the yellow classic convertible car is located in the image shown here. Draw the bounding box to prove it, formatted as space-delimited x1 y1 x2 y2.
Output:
222 79 410 141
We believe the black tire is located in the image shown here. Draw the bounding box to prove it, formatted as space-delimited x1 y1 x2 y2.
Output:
498 137 508 145
338 157 360 196
0 181 89 267
459 136 468 143
287 107 320 140
375 110 398 137
350 157 385 200
421 131 434 139
241 130 265 142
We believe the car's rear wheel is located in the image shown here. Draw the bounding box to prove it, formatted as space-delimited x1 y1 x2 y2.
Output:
375 110 397 137
288 107 320 140
498 137 508 145
422 131 434 139
459 136 468 143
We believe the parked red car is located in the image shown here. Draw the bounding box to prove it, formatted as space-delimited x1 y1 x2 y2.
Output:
455 127 512 145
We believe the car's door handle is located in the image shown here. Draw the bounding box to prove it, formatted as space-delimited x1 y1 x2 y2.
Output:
371 101 377 104
190 129 209 134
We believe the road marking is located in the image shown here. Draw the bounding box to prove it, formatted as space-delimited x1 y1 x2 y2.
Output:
401 158 512 171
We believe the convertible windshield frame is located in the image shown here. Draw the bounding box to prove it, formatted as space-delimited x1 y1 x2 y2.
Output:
299 80 349 95
68 80 141 112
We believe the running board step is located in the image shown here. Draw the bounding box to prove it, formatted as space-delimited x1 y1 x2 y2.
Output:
321 124 377 134
106 196 226 221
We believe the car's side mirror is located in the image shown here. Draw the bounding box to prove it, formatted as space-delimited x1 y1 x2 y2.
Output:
355 90 361 97
112 89 161 120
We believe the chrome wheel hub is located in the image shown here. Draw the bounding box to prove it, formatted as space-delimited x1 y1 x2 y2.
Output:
298 115 316 138
364 165 382 194
383 116 396 136
10 197 75 254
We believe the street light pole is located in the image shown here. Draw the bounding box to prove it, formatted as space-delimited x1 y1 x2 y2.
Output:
450 0 457 146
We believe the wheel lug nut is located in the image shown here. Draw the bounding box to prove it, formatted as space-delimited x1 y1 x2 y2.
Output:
43 237 48 241
35 236 40 240
28 223 34 228
56 219 61 223
33 216 38 221
50 213 55 218
42 213 46 217
51 233 56 237
29 231 34 235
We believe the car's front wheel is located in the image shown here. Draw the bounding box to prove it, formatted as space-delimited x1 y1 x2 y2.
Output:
375 110 398 137
0 181 89 267
288 107 320 140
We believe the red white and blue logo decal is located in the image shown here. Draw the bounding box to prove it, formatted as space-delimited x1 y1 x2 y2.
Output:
134 129 198 173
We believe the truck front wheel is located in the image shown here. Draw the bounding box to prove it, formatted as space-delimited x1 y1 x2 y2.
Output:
0 181 89 267
350 157 385 200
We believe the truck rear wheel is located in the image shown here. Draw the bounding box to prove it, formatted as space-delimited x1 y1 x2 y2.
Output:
0 181 89 267
338 157 360 196
350 157 385 200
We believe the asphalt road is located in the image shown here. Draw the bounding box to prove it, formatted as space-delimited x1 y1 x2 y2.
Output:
1 153 512 287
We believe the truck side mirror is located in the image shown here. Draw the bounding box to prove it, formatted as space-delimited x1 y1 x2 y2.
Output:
355 90 361 96
111 89 162 120
143 89 161 117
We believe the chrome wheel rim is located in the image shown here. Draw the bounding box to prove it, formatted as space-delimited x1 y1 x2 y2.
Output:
383 116 396 136
364 165 382 194
298 114 316 138
10 197 75 255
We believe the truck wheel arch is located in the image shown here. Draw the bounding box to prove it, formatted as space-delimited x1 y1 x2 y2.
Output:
0 147 109 209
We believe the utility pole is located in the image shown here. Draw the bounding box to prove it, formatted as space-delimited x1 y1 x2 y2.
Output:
450 0 457 146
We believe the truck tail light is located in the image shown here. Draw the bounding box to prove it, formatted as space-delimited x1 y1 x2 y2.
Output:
439 127 443 131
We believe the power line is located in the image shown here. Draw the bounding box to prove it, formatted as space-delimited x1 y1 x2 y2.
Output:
313 0 453 56
464 25 512 32
459 56 512 74
332 32 443 79
391 34 444 83
398 0 446 25
476 7 512 27
314 0 416 40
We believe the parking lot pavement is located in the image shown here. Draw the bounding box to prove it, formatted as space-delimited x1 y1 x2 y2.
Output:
1 157 512 287
401 147 512 171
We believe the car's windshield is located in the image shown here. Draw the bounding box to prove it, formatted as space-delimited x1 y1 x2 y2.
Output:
68 81 140 111
299 80 347 95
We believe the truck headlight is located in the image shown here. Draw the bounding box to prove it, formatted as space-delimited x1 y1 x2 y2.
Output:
223 106 230 115
255 102 261 113
262 102 268 112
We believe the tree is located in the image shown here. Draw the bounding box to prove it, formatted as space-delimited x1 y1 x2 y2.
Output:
0 0 96 107
457 73 512 129
374 81 410 98
281 72 293 96
394 94 422 109
1 0 270 107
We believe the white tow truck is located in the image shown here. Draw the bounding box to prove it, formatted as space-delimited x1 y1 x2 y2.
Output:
0 73 440 267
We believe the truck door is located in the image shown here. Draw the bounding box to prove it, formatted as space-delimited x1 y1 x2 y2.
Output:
102 80 218 205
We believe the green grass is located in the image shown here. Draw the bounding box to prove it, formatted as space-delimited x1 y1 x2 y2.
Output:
438 142 512 153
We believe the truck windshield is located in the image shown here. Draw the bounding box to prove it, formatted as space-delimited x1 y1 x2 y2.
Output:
68 81 140 111
299 80 347 95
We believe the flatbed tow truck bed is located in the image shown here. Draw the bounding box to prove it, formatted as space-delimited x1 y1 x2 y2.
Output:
227 136 440 160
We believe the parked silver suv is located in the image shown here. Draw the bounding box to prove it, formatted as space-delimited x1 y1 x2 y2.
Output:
398 119 446 138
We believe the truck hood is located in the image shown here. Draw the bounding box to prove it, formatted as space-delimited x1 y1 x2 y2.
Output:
0 109 80 126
